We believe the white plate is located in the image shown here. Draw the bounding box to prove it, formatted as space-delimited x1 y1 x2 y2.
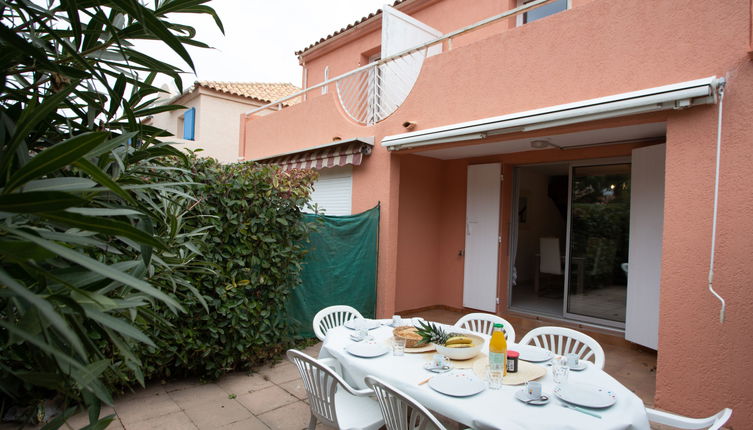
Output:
554 383 617 408
344 318 381 330
428 371 486 397
514 345 554 362
345 342 389 358
514 389 550 405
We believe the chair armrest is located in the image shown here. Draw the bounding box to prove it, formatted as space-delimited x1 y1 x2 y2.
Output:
318 357 343 376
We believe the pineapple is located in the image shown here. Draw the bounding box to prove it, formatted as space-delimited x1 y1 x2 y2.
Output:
415 321 460 346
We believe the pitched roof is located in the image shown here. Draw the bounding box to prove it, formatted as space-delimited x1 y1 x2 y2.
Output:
295 0 409 56
194 81 302 106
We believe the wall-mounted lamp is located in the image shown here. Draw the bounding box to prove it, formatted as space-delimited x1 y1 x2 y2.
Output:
402 121 417 130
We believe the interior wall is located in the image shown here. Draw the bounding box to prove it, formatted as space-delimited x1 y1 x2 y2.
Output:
514 168 567 284
395 155 443 311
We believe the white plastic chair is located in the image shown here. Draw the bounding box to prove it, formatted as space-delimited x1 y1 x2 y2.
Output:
287 349 383 430
312 305 363 341
364 375 446 430
454 313 517 344
519 326 605 369
539 237 563 275
645 407 732 430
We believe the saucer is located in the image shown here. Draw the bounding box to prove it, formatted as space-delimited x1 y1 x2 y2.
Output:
514 389 550 405
568 361 588 371
423 362 452 373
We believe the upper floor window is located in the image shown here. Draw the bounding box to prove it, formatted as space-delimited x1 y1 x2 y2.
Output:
519 0 569 25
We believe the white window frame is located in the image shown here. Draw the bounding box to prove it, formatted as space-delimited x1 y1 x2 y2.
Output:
516 0 571 27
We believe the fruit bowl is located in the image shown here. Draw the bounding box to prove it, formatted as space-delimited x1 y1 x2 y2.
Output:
434 333 484 360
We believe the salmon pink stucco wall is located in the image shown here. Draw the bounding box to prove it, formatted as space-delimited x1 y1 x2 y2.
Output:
243 0 753 424
395 155 443 311
657 62 753 426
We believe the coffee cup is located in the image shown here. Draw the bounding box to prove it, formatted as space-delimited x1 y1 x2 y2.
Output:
566 353 579 368
526 381 542 400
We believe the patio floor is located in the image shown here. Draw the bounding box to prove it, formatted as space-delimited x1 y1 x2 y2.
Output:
1 309 658 430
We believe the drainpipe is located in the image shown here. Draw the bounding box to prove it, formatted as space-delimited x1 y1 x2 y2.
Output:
708 78 727 323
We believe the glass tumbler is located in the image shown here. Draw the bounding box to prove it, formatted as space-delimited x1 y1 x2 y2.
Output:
488 362 504 390
552 357 569 385
392 336 406 356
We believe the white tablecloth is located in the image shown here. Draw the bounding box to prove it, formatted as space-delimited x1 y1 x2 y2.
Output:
320 324 650 430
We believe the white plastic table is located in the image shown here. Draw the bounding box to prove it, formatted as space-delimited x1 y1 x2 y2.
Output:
320 323 650 430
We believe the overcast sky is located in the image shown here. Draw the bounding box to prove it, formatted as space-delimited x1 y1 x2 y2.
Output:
143 0 387 92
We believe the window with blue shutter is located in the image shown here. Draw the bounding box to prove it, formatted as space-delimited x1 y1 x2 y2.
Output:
183 107 196 141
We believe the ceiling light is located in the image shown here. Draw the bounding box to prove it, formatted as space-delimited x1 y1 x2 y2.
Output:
530 140 551 149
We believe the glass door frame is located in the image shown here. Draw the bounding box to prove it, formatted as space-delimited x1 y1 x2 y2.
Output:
562 157 630 329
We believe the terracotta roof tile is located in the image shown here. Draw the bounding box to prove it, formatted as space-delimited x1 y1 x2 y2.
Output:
295 0 408 56
195 81 302 106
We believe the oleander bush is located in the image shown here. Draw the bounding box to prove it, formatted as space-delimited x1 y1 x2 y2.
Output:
0 0 223 427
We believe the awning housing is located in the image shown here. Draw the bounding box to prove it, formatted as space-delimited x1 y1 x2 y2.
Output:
382 77 722 151
254 137 374 171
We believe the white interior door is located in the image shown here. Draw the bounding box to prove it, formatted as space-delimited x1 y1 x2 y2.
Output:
625 144 665 349
463 163 501 312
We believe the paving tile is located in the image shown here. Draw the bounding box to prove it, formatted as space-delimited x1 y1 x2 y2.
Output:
216 371 274 396
257 400 313 430
278 379 308 400
168 383 229 408
162 378 202 393
257 362 301 385
182 398 252 429
127 411 197 430
235 385 298 415
114 388 180 426
219 416 270 430
119 383 167 400
302 342 322 357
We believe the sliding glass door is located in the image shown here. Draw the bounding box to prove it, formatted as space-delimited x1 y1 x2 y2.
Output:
563 162 631 327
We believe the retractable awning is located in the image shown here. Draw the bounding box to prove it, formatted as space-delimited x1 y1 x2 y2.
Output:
382 76 722 151
253 137 374 171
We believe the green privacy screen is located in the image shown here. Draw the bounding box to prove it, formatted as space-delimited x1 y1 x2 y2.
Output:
288 205 379 337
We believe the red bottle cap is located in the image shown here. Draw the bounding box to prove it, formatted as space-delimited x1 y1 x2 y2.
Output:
507 350 520 358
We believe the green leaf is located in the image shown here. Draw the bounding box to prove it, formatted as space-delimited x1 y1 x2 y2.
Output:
0 240 56 260
65 207 143 217
83 305 155 347
37 211 165 249
0 191 87 212
9 228 183 312
4 132 108 192
111 0 195 71
0 268 87 359
73 158 136 205
22 177 97 192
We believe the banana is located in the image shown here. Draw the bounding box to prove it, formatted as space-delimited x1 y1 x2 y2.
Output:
445 343 472 348
445 336 473 345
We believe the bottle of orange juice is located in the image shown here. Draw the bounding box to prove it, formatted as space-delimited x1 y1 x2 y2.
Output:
488 323 507 389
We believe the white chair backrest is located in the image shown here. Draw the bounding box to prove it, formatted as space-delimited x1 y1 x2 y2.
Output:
287 349 369 429
540 237 562 275
312 305 363 341
519 326 605 369
454 313 517 344
364 376 446 430
645 407 732 430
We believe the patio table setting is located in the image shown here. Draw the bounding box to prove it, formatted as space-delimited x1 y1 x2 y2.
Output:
320 317 651 430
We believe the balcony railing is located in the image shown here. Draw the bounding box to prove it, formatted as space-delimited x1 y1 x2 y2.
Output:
244 0 555 125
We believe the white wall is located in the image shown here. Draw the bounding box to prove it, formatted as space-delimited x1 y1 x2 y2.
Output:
149 88 273 164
